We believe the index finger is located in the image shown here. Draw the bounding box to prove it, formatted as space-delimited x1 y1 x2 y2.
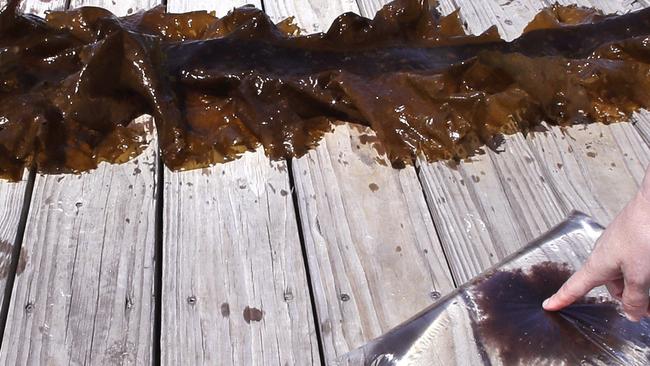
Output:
543 263 607 311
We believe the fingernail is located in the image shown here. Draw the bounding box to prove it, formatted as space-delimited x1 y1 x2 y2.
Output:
625 312 639 322
542 298 550 309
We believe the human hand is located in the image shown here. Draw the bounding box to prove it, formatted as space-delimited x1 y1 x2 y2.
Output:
542 170 650 321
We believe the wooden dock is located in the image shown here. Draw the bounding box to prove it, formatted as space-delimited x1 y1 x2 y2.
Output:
0 0 648 364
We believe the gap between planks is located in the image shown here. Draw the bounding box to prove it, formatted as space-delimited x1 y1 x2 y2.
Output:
0 169 36 346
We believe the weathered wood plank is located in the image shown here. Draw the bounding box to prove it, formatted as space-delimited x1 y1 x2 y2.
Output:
162 155 319 366
419 139 568 283
161 1 320 365
0 160 158 365
528 123 650 221
2 0 66 15
71 0 160 14
635 111 650 145
167 0 251 17
0 173 29 311
354 0 388 20
291 125 456 360
263 1 456 362
0 1 158 364
264 0 357 31
417 159 528 282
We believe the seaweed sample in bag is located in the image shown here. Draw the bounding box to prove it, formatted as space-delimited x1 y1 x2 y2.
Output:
473 262 650 365
2 0 650 180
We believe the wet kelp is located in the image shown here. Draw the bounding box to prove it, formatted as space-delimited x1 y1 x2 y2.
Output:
2 0 650 180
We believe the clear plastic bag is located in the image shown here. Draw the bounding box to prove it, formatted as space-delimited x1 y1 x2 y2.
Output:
336 212 650 365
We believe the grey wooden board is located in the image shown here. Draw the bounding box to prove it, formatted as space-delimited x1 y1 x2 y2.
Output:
635 111 650 146
0 1 158 365
358 0 650 283
0 174 28 321
71 0 160 15
264 0 358 31
528 123 650 220
161 1 320 365
263 0 456 362
2 0 65 14
162 157 320 366
418 136 568 283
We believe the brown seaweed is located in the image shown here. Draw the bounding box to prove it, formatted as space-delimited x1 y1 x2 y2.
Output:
1 0 650 180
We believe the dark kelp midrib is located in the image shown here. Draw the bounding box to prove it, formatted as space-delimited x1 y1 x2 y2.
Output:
1 0 650 180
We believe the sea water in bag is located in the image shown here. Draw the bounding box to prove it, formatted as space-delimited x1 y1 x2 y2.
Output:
337 212 650 365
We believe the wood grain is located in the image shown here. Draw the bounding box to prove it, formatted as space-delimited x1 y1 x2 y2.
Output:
0 173 28 309
264 0 357 32
0 160 158 365
287 125 456 359
71 0 160 15
2 0 66 15
635 111 650 146
528 123 649 222
161 1 320 365
263 1 456 362
354 0 388 20
162 153 319 366
0 1 158 364
0 179 27 249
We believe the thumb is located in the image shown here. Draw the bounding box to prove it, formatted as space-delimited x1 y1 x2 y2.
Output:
543 262 606 311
